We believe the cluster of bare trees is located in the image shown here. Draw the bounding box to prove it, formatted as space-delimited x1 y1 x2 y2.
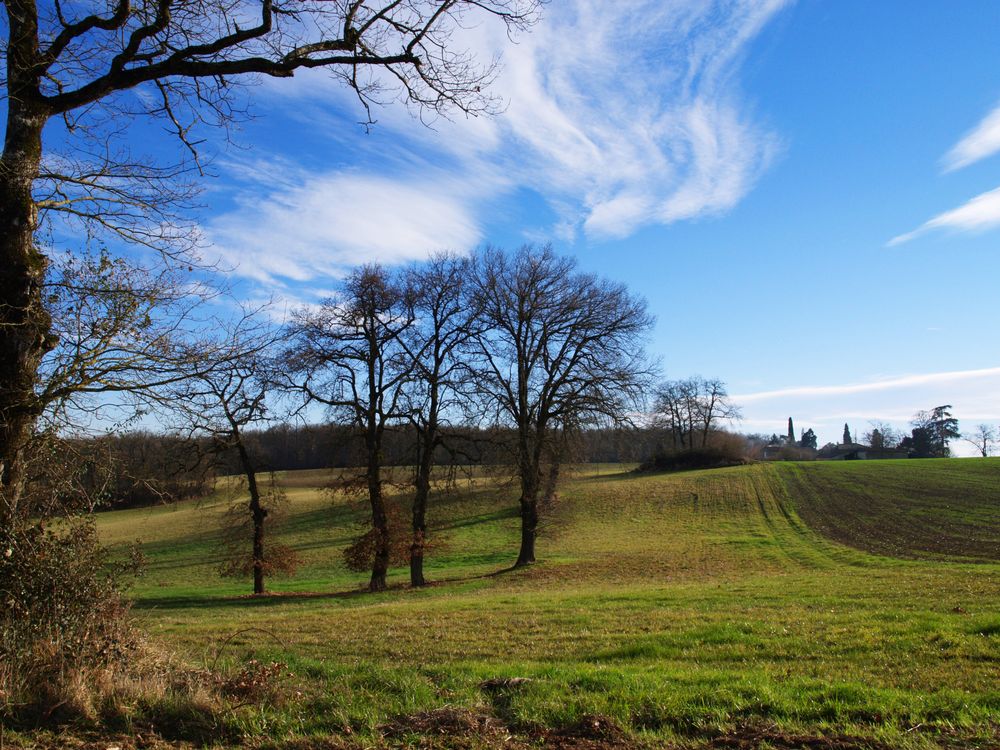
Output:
0 0 546 615
0 0 650 611
11 241 654 598
282 246 654 591
963 424 998 457
651 376 741 452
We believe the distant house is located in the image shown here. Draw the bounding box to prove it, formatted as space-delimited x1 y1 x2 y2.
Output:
762 443 787 460
818 442 909 461
762 437 816 461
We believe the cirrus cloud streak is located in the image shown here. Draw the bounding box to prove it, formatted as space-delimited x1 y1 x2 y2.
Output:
943 101 1000 172
209 0 792 283
887 185 1000 246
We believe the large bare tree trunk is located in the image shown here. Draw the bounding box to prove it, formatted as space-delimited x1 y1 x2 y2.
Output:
514 464 539 567
410 381 439 587
0 4 53 523
515 493 538 567
512 427 542 567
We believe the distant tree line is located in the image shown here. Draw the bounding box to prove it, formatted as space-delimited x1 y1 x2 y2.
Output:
760 405 980 460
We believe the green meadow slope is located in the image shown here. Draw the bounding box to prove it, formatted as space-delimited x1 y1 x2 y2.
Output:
96 460 1000 748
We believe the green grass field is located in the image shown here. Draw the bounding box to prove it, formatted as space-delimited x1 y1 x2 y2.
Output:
95 459 1000 749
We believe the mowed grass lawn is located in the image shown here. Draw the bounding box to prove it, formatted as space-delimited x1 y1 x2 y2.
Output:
97 460 1000 748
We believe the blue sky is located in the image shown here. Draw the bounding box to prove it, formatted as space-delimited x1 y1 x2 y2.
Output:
65 1 1000 450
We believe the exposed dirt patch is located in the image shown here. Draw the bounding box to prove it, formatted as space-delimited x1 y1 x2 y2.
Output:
380 706 515 747
703 726 897 750
254 738 357 750
0 731 198 750
537 714 633 749
6 718 997 750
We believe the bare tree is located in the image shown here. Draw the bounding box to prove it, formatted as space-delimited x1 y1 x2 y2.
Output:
167 311 295 595
402 253 477 587
285 265 415 592
695 378 741 448
0 0 539 514
469 245 654 568
963 424 997 458
37 250 213 419
652 379 692 451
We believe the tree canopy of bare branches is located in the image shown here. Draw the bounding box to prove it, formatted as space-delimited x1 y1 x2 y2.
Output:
963 424 997 458
0 250 213 524
468 244 654 568
402 253 479 586
165 309 294 595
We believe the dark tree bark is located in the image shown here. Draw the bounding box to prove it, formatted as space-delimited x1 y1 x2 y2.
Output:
0 2 54 519
366 374 390 592
410 416 435 587
367 458 389 592
515 466 540 566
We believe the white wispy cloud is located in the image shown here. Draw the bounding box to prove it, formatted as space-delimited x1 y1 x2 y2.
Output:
207 173 481 285
471 0 788 238
943 101 1000 172
210 0 790 283
734 366 1000 403
887 185 1000 246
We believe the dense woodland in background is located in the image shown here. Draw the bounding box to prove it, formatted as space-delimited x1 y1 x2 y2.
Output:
69 424 662 510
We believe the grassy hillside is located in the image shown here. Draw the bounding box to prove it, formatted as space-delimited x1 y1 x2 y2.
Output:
92 460 1000 748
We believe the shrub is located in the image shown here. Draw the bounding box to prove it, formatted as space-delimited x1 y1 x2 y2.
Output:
343 497 413 573
0 519 142 724
639 431 751 472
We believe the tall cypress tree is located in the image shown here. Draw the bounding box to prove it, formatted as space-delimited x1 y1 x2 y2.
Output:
843 423 852 445
787 417 795 444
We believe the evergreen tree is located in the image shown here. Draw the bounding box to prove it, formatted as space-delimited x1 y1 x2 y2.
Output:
799 428 818 450
843 424 852 445
787 417 795 444
904 405 960 458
